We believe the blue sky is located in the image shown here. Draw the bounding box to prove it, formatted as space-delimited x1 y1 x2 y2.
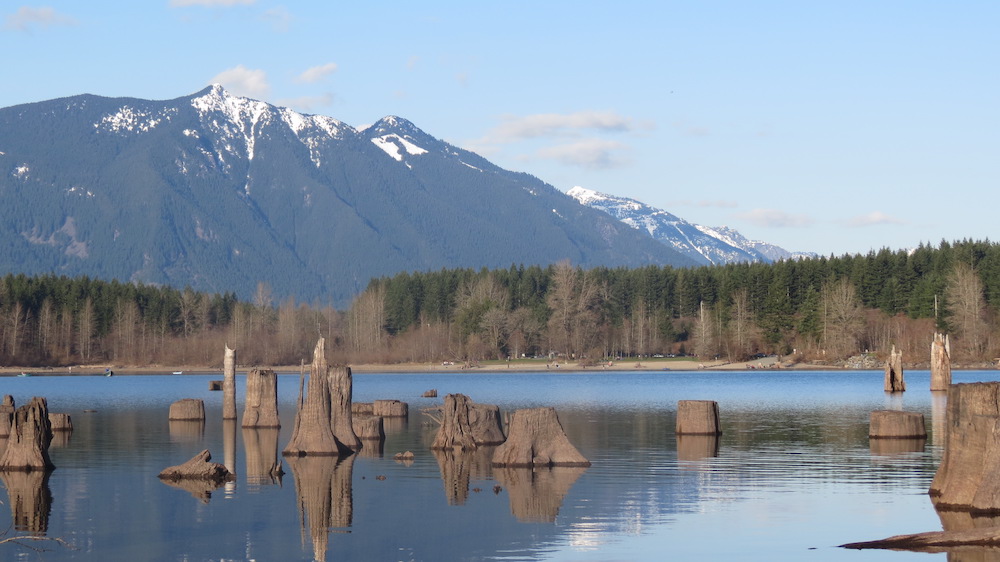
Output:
2 1 997 257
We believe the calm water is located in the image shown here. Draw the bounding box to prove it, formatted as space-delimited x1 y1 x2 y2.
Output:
1 369 997 561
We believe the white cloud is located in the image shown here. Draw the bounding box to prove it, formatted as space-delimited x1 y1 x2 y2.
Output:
295 62 338 84
170 0 255 6
4 6 77 31
487 111 638 142
847 211 905 227
209 65 270 98
534 139 629 170
735 208 814 228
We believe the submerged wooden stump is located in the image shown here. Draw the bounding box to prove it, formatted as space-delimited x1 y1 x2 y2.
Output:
884 345 905 392
158 449 235 484
492 407 590 467
352 402 374 415
676 400 722 435
0 394 15 437
223 345 237 419
0 397 54 471
422 389 438 398
352 415 385 441
869 410 926 439
431 394 505 450
929 382 1000 511
930 332 952 392
283 338 340 456
48 413 73 432
208 380 223 391
329 366 360 451
242 368 280 428
169 398 205 421
373 399 408 418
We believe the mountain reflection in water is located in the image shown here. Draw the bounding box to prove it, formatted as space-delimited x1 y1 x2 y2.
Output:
1 370 998 560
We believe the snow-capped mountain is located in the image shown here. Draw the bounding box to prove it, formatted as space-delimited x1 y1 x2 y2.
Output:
0 86 695 304
567 186 810 265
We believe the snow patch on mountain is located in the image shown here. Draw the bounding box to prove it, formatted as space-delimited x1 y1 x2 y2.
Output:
191 84 273 161
371 134 428 161
94 106 177 134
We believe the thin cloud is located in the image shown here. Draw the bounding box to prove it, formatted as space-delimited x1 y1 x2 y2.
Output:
295 62 338 84
4 6 77 31
209 65 270 98
846 211 905 227
735 208 814 228
486 111 639 142
170 0 255 6
697 199 738 208
534 139 630 170
260 6 291 32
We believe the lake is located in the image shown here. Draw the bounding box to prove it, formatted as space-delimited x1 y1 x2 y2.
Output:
1 369 996 561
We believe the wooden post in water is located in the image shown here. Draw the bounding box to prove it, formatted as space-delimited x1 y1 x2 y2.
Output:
930 333 952 392
883 345 905 392
223 345 237 420
676 400 722 435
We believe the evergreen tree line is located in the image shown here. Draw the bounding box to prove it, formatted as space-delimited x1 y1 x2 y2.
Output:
0 239 997 368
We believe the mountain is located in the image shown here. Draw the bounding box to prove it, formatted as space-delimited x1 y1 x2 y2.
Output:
0 86 696 305
567 186 812 265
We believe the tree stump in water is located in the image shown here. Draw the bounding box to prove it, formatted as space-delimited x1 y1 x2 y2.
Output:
283 338 341 456
884 345 905 392
930 333 952 392
329 366 360 452
929 382 1000 510
373 399 408 418
431 394 505 450
223 345 237 419
48 413 73 432
492 407 590 467
242 368 280 428
352 415 385 441
208 380 223 391
869 410 926 439
676 400 722 435
0 397 54 471
352 402 374 415
422 389 438 398
158 449 235 484
169 398 205 421
0 394 15 437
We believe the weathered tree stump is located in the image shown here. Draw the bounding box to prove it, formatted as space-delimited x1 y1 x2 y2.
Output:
884 345 905 392
223 345 237 419
0 469 52 533
0 397 54 471
373 399 408 418
208 380 223 391
422 389 438 398
48 413 73 432
352 402 374 415
283 338 340 456
676 400 722 435
492 407 590 467
352 415 385 441
169 398 205 421
329 366 360 451
930 332 952 392
158 449 236 483
869 410 926 439
929 382 1000 510
242 368 280 428
431 394 505 450
0 394 15 437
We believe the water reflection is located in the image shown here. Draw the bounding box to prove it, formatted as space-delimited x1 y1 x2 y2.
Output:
159 474 227 503
935 509 1000 562
287 454 355 561
168 420 204 443
242 427 283 486
431 447 495 505
870 438 927 456
676 434 720 461
0 469 52 533
493 466 587 523
932 391 948 446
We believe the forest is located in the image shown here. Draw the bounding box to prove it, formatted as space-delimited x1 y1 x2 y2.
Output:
0 239 997 369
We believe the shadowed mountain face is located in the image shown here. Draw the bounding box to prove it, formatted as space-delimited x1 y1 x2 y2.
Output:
0 87 695 305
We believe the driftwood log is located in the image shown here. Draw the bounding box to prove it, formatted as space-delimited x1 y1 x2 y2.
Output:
158 449 235 483
242 368 280 428
223 345 237 419
929 382 1000 511
492 407 590 467
884 345 905 392
48 413 73 432
169 398 205 421
283 338 340 456
930 332 952 392
0 397 54 471
0 394 15 437
431 394 505 450
869 410 927 439
373 399 408 417
676 400 722 435
329 366 360 451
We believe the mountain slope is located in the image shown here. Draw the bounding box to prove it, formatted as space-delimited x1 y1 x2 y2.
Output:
0 87 696 305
